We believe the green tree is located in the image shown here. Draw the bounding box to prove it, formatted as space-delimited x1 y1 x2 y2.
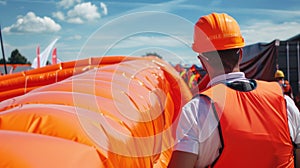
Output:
0 58 6 64
8 49 31 64
143 52 163 59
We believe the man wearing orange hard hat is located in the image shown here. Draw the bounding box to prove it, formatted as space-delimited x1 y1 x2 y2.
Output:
168 12 300 168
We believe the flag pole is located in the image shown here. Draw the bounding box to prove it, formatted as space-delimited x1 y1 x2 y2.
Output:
0 25 8 74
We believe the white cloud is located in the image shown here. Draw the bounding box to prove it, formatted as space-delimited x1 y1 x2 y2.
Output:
66 2 100 24
58 0 81 9
236 8 300 20
100 2 108 15
241 20 300 45
0 0 6 5
52 11 65 21
67 17 83 24
127 0 188 13
114 35 187 49
3 12 61 33
67 34 82 40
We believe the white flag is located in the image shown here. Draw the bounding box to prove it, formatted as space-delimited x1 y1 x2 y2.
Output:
31 38 59 69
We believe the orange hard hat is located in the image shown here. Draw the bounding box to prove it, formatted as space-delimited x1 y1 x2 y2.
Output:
192 13 245 53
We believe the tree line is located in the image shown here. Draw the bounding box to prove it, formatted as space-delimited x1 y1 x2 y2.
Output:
0 49 31 64
0 50 163 65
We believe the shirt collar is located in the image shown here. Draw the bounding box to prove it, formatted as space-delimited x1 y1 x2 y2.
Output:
207 72 247 87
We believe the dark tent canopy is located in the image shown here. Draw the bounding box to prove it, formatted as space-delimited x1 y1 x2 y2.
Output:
240 33 300 97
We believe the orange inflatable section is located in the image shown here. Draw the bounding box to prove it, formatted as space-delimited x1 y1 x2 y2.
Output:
0 56 192 167
0 56 139 102
0 130 103 168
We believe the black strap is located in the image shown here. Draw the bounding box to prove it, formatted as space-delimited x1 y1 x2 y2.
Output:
292 141 300 168
225 79 256 92
291 137 300 149
210 101 224 168
198 95 224 168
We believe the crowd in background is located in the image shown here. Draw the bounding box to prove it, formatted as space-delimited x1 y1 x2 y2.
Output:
174 64 204 91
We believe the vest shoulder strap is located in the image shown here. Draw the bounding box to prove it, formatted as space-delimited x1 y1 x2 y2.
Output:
225 79 256 92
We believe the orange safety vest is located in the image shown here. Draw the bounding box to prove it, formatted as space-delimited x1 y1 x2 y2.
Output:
200 80 294 168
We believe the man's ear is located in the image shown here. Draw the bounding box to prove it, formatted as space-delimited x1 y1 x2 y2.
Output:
198 56 208 72
238 48 243 62
201 62 207 72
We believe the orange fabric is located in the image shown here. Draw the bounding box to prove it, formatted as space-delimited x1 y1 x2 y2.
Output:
0 56 192 167
0 130 103 168
0 56 139 101
201 80 294 167
192 13 245 53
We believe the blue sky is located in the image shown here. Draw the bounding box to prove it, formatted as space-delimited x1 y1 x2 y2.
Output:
1 0 300 66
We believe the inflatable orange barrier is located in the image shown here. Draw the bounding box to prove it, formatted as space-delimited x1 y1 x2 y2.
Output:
0 130 103 168
0 56 192 167
0 56 139 101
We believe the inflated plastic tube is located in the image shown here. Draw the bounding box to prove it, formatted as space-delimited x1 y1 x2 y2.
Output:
0 56 192 167
0 130 103 168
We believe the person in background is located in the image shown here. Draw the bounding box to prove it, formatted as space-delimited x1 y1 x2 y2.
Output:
168 12 300 168
188 64 201 90
274 69 294 99
295 93 300 111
